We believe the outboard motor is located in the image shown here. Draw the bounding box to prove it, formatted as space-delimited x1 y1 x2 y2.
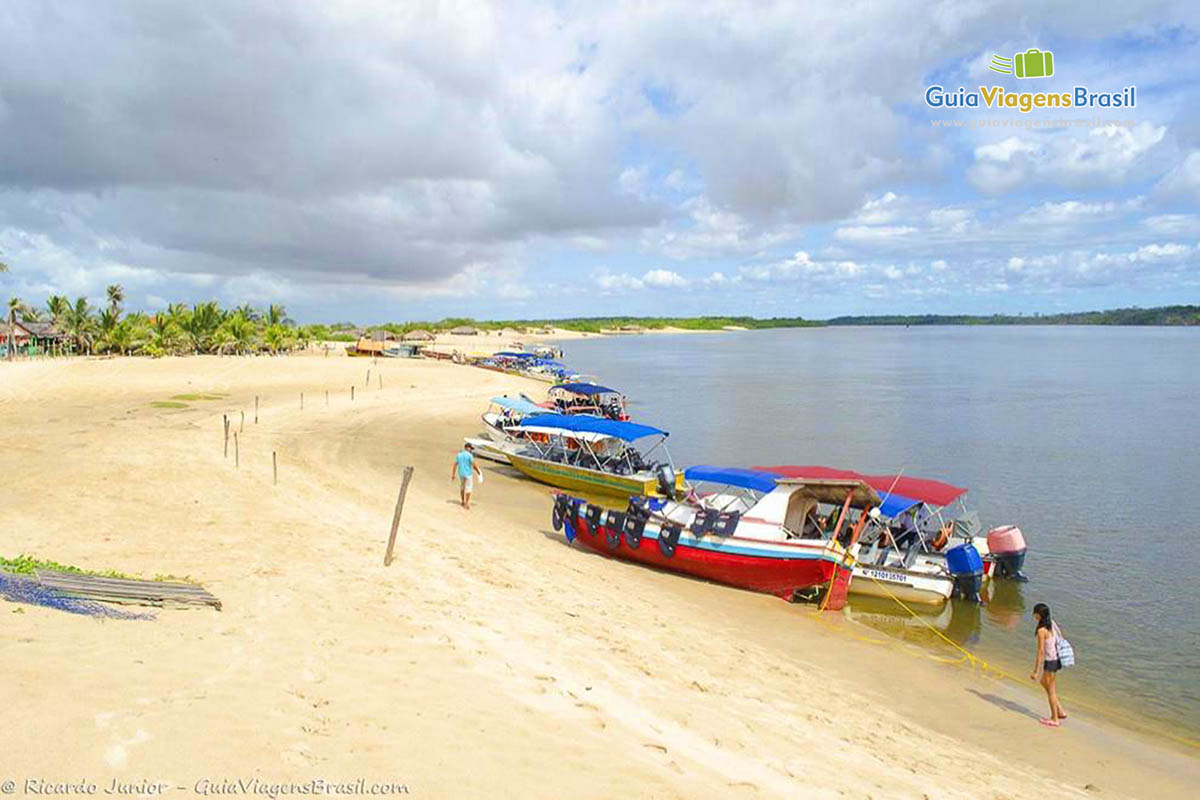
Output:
986 525 1029 581
946 542 984 602
655 464 677 498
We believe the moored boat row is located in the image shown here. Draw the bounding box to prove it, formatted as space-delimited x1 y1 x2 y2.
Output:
459 345 1030 609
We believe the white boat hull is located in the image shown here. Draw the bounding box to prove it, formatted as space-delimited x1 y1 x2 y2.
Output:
464 437 512 464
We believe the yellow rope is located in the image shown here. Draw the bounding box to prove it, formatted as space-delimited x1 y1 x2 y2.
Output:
810 557 1200 750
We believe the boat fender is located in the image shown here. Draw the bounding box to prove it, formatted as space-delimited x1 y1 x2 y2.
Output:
621 512 645 549
585 504 603 526
551 494 570 532
689 508 718 537
658 523 682 558
604 522 621 550
712 511 741 537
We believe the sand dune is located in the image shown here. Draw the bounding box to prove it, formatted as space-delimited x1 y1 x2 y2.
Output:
2 354 1196 799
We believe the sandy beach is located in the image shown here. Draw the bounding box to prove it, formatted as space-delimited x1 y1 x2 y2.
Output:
2 353 1197 800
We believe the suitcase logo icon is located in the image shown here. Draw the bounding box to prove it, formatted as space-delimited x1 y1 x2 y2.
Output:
989 48 1054 79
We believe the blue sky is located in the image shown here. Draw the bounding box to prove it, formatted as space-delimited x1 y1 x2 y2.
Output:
1 1 1198 323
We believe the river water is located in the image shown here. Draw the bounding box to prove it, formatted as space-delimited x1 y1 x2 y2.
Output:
558 326 1200 740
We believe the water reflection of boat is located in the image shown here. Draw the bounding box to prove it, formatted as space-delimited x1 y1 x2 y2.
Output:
981 577 1027 630
847 596 984 647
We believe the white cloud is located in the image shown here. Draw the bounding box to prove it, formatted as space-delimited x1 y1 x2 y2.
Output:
641 268 688 288
968 123 1168 194
834 225 919 241
1154 151 1200 202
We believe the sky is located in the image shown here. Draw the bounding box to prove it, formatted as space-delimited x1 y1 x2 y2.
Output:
1 0 1198 323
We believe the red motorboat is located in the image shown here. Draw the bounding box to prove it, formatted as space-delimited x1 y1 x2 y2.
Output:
551 467 882 610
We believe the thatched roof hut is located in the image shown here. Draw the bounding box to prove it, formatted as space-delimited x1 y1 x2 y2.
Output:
449 325 480 335
402 329 435 342
367 329 397 341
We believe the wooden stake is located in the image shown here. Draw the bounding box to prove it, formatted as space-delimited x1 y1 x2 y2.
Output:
273 451 278 485
240 410 244 432
378 373 382 389
366 369 371 387
300 392 304 410
325 389 329 407
223 415 229 457
351 385 355 401
254 395 259 424
384 466 415 566
234 432 240 468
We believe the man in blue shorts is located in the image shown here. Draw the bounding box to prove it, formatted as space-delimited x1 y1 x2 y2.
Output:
451 443 484 509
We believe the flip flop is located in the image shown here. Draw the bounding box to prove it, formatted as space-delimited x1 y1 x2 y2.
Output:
1039 718 1060 728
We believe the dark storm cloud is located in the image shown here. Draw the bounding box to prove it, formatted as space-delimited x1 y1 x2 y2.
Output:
0 1 662 283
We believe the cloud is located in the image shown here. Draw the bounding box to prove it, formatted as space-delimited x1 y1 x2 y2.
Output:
834 225 919 242
641 268 688 288
968 124 1168 194
1154 151 1200 202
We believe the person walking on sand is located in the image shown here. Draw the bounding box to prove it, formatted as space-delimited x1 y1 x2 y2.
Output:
451 443 484 510
1030 602 1068 727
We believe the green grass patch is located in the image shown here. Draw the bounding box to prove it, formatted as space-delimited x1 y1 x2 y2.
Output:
169 392 227 401
151 400 189 409
0 554 136 580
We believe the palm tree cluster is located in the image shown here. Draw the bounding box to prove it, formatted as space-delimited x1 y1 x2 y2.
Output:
8 284 325 357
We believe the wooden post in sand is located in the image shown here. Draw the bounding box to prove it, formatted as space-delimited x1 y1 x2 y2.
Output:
234 432 240 468
254 395 259 424
366 369 371 387
325 389 329 407
351 385 355 401
384 466 415 566
223 415 230 457
378 373 382 389
300 392 304 410
273 451 278 485
240 410 245 433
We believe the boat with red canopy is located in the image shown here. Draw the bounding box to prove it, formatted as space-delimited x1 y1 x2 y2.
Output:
754 465 1028 585
551 467 882 610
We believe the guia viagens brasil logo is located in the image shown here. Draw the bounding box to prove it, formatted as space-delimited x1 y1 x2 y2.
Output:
925 47 1135 113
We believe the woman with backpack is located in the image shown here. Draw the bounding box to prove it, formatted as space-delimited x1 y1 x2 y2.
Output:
1030 602 1070 727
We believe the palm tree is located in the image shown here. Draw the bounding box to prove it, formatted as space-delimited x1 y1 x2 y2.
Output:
5 296 19 361
46 295 69 324
106 284 125 316
262 323 292 354
216 313 257 354
182 301 221 353
62 297 96 355
233 303 259 321
19 304 44 323
97 307 119 336
265 304 287 326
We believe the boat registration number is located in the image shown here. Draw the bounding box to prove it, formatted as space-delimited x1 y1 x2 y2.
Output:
859 568 907 584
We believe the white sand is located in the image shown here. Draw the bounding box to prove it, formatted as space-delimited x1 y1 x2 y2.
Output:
1 353 1196 799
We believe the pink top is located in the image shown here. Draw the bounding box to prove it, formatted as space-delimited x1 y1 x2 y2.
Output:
1043 624 1059 661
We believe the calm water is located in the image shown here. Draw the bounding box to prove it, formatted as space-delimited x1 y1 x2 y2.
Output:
559 327 1200 739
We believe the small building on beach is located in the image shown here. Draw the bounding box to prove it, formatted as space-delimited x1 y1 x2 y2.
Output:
448 325 480 336
402 329 435 342
1 319 67 355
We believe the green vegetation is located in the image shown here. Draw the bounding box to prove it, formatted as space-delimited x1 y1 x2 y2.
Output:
6 287 326 357
0 554 135 580
150 401 189 408
169 393 226 401
6 278 1199 364
824 305 1200 326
